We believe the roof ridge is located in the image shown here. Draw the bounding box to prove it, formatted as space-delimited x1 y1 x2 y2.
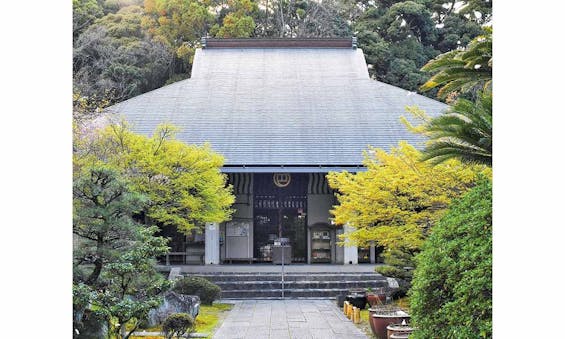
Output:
202 37 357 49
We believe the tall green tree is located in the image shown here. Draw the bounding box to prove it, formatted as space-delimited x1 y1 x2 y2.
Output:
355 1 438 91
73 5 173 104
73 0 490 98
142 0 215 77
89 226 170 338
73 166 149 285
73 0 105 41
210 0 258 38
354 0 484 94
458 0 492 25
73 166 170 338
253 0 352 38
434 13 483 53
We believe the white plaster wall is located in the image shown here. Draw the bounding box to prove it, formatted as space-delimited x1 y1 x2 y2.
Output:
342 224 358 264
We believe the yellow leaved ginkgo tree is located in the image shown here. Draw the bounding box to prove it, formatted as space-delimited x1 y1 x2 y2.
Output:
327 141 490 280
74 120 235 235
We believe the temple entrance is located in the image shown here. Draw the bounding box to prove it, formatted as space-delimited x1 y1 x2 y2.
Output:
253 173 308 263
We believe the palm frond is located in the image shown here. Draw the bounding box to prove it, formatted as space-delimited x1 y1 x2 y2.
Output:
421 91 492 166
419 27 492 99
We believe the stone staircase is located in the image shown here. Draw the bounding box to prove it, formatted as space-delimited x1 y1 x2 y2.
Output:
188 272 390 299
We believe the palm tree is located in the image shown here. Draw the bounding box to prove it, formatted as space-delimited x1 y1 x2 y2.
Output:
421 90 492 166
420 26 492 100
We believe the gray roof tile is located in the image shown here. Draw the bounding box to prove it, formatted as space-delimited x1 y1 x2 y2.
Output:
104 47 447 166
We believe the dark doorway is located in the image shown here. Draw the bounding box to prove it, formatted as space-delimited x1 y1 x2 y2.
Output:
253 173 308 263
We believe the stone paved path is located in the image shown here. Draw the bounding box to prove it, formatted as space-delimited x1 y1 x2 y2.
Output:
212 300 368 339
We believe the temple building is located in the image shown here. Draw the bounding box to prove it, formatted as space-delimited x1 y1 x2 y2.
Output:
105 38 447 266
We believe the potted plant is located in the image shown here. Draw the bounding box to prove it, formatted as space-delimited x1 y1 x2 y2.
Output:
366 287 387 307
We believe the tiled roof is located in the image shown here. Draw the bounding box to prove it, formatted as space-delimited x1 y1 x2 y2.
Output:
105 45 447 167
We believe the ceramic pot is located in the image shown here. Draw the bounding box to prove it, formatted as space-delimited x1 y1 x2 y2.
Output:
368 308 379 336
348 288 367 296
386 323 414 339
336 294 346 308
369 312 410 339
367 293 387 307
345 294 367 310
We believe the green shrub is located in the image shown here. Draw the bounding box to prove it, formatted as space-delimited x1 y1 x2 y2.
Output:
381 248 415 269
409 179 492 338
376 265 411 280
173 276 221 305
162 313 194 339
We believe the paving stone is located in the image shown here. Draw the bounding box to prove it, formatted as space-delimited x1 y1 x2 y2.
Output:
223 321 253 326
286 315 306 322
213 327 247 339
309 328 335 339
315 303 334 311
250 320 271 327
302 313 328 328
244 327 269 339
212 300 368 339
288 321 310 328
328 325 356 334
289 328 313 339
270 328 291 338
298 304 319 313
333 334 368 339
270 322 290 330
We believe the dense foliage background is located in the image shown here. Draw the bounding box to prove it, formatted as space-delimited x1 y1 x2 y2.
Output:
73 0 492 107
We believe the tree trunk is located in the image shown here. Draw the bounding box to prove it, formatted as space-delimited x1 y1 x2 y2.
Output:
86 238 104 285
85 257 103 285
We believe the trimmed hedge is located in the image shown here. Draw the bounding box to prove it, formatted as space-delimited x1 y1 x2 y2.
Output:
162 313 194 339
172 276 221 305
409 179 492 338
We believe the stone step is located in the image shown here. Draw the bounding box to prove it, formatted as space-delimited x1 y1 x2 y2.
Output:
220 288 359 299
182 271 392 299
190 273 384 282
213 280 388 290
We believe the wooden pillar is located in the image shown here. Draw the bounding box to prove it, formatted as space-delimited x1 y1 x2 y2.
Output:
370 241 376 264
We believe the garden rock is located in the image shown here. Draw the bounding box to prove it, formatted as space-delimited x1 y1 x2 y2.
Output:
74 310 108 339
147 291 200 327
